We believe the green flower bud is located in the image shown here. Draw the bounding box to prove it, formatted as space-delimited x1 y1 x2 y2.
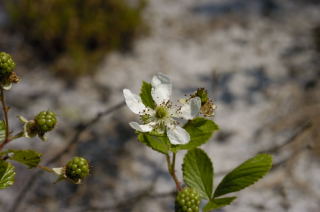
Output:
195 88 208 105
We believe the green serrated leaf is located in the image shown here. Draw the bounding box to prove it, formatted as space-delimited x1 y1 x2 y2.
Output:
214 154 272 198
182 148 213 199
140 81 156 109
0 160 15 189
6 150 42 168
172 118 218 152
0 120 6 143
203 197 237 211
137 133 170 154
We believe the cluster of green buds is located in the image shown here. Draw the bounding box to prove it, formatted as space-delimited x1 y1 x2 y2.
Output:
175 187 201 212
65 157 90 182
19 110 57 141
0 52 20 90
52 156 90 184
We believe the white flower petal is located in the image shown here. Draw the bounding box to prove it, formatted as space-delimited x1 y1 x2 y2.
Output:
52 167 64 176
167 126 190 145
144 108 156 116
168 106 183 119
178 98 188 104
179 97 201 120
123 89 146 114
2 83 12 90
151 73 172 105
129 122 154 132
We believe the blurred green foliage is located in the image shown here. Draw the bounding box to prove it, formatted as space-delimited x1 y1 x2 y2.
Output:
5 0 147 77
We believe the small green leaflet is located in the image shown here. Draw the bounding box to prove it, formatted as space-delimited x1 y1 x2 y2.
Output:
140 81 156 109
5 150 42 169
182 148 213 199
214 154 272 197
203 197 237 212
0 120 6 143
0 160 15 189
137 133 170 154
172 118 218 152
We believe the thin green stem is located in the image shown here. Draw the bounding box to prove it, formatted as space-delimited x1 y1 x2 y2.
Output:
37 165 54 173
166 153 181 191
0 131 24 151
10 131 24 140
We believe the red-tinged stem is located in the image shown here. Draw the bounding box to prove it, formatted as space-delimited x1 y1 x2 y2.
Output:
0 88 10 150
166 153 181 191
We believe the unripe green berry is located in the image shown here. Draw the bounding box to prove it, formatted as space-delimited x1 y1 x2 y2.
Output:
175 187 200 212
0 52 15 75
65 157 90 182
35 111 57 134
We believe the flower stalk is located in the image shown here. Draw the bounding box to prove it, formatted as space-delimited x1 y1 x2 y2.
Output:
37 165 54 173
166 153 181 191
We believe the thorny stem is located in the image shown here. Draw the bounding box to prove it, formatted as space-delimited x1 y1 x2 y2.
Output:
166 152 181 191
0 88 10 150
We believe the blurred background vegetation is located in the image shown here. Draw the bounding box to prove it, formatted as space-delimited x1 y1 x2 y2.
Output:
3 0 147 78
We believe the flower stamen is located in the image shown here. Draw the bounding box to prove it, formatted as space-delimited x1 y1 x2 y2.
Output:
155 106 168 119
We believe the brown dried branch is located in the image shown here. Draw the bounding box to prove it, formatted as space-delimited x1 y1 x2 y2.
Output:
258 121 312 155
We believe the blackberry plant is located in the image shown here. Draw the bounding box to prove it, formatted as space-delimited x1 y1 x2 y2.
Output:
0 52 89 190
124 73 273 211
